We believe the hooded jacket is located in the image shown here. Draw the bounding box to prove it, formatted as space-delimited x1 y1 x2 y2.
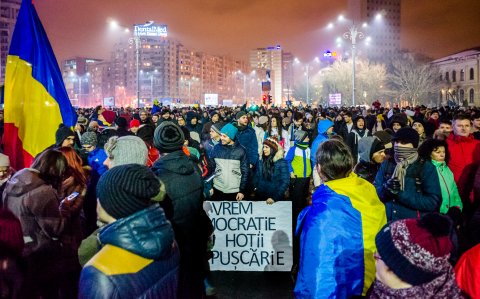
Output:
236 124 259 167
253 147 289 201
152 150 206 258
294 173 386 298
310 119 334 165
79 205 180 299
2 169 65 257
354 136 382 183
208 141 249 194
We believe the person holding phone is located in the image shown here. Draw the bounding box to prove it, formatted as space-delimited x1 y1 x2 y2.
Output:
2 149 77 298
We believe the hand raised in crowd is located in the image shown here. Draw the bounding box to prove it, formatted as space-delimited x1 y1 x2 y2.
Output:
236 192 244 201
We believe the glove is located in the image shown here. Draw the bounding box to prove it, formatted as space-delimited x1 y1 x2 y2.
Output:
446 207 461 225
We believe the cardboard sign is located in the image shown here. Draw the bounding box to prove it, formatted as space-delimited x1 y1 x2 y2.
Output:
206 201 292 271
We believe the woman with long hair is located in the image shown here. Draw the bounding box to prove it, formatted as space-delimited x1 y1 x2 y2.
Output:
2 149 76 298
253 138 290 204
267 116 288 149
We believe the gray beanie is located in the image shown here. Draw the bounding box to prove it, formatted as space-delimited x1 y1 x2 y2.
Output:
104 136 148 168
81 131 98 146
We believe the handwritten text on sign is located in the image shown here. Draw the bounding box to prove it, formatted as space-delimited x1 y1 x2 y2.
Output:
207 201 292 271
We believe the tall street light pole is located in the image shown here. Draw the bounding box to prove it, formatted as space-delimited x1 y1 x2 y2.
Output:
343 24 363 107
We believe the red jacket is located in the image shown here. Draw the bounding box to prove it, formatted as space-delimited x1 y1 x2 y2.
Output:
446 134 480 203
455 243 480 299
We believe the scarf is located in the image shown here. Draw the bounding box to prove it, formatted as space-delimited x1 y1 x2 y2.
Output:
392 146 418 191
296 142 309 150
368 269 464 299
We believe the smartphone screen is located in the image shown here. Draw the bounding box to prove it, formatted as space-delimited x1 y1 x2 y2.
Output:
66 191 80 201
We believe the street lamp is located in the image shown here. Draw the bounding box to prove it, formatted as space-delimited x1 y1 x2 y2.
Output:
109 19 151 108
294 57 320 106
343 25 364 107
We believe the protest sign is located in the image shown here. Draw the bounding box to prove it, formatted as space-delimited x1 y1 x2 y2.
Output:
206 201 292 271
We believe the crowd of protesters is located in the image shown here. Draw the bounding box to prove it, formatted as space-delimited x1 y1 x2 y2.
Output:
0 102 479 298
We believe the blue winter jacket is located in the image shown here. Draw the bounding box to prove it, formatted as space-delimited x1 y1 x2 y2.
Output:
374 158 442 221
253 149 290 201
236 125 259 166
79 205 180 299
310 119 334 165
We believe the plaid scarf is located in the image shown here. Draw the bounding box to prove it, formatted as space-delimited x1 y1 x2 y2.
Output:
393 146 418 191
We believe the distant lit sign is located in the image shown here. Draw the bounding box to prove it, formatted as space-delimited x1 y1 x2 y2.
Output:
134 22 168 37
329 93 341 105
262 81 271 92
103 97 115 107
323 50 337 58
205 94 219 106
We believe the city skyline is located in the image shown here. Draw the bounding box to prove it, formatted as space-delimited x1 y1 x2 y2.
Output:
34 0 480 64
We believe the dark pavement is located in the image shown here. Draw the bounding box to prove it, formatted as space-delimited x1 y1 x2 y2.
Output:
209 271 295 299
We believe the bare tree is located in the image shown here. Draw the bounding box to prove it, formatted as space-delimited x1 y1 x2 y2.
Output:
321 59 387 106
387 54 441 106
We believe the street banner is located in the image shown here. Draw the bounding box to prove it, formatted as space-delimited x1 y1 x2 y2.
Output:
206 201 292 271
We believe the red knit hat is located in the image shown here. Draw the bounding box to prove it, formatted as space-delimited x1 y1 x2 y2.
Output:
130 119 140 129
0 209 24 257
375 213 453 286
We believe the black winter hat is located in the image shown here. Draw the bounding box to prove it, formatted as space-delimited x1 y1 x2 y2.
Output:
209 110 219 119
186 111 198 122
55 124 74 146
392 127 420 148
137 124 155 143
154 121 185 153
115 117 128 128
97 164 161 219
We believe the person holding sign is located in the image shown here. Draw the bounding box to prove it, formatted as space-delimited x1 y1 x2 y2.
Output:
208 123 249 202
295 139 387 299
253 138 290 204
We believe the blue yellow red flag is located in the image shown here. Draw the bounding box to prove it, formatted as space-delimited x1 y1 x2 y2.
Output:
3 0 77 169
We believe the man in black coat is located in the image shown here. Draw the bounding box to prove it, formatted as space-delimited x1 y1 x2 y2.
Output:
152 121 211 299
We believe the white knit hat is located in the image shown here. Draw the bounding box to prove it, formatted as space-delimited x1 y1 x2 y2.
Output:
0 153 10 167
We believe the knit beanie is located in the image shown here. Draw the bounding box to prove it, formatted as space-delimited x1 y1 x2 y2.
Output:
130 119 140 129
55 124 75 146
97 164 161 219
263 138 279 154
392 127 420 148
153 121 185 153
210 110 219 119
115 117 128 128
186 111 198 122
375 213 453 286
80 131 98 147
236 111 247 120
294 130 308 143
220 123 238 141
0 153 10 167
104 136 148 168
0 209 24 257
373 131 393 149
136 125 155 143
370 138 385 160
211 122 226 135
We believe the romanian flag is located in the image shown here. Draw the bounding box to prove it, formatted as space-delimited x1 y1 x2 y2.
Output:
3 0 76 170
294 173 387 298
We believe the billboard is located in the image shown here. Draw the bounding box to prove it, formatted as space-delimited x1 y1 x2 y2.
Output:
103 97 115 107
204 93 219 106
134 22 168 37
223 99 233 107
329 93 342 105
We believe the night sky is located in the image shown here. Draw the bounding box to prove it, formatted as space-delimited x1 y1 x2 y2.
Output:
34 0 480 63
